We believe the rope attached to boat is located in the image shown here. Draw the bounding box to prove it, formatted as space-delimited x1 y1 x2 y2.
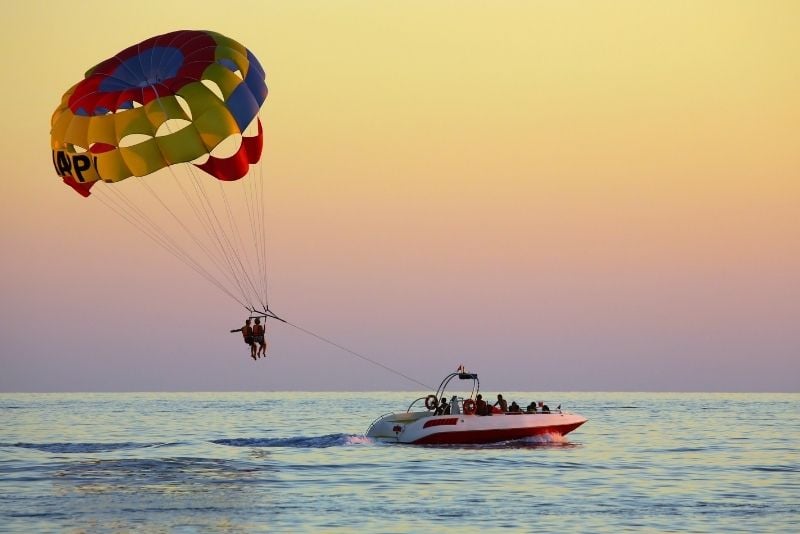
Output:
260 312 433 390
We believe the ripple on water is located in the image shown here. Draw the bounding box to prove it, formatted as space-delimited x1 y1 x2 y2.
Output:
0 391 797 533
212 433 371 448
0 442 182 454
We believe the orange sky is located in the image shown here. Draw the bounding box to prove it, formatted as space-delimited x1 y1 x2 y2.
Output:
1 1 798 391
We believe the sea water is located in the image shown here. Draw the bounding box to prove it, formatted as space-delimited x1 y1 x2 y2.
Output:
0 392 797 532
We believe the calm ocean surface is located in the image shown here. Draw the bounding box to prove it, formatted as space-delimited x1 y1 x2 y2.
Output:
0 391 797 532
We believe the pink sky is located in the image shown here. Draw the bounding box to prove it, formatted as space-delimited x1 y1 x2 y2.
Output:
1 1 798 392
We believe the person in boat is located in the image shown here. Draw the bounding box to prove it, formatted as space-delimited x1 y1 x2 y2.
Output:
435 397 450 415
493 394 508 413
230 319 256 361
252 317 267 358
475 394 488 416
509 401 521 413
526 402 538 413
539 401 551 414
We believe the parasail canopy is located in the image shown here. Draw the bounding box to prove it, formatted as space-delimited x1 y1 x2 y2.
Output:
51 29 268 196
49 30 435 387
50 30 272 312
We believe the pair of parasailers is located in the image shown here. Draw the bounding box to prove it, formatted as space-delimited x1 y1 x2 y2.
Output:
230 318 268 361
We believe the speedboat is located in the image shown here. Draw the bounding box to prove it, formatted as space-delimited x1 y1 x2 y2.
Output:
365 371 587 444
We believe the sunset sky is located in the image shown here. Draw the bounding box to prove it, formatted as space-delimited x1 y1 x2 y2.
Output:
1 1 798 392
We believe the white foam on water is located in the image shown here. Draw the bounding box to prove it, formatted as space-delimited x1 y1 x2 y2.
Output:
344 435 374 446
520 432 570 445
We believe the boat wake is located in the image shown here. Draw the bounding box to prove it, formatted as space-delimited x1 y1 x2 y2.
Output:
520 432 571 445
212 433 373 449
0 442 181 454
421 432 578 449
481 432 579 449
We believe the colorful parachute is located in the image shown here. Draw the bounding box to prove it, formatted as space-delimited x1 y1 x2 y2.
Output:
51 30 267 197
51 31 273 312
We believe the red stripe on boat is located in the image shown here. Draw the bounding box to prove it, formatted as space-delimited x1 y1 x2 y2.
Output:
422 417 459 429
413 421 585 444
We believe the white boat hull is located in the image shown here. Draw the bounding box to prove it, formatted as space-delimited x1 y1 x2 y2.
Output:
366 411 587 445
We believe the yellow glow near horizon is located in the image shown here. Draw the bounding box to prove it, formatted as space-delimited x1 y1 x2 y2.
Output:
0 0 798 391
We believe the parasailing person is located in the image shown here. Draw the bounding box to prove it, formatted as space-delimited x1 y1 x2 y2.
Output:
51 30 275 358
252 317 267 358
230 319 256 361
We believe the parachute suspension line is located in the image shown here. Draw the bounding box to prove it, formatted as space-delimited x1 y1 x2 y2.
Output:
216 175 268 311
163 146 260 309
217 177 259 300
94 182 236 296
231 116 274 315
175 166 259 307
92 187 248 308
182 162 267 310
277 318 434 390
237 120 271 310
240 163 262 298
102 181 249 308
257 140 271 308
144 83 255 308
53 30 271 311
246 166 266 304
174 164 255 308
96 185 191 264
93 187 189 263
129 167 252 308
163 166 244 291
240 155 269 308
147 83 265 310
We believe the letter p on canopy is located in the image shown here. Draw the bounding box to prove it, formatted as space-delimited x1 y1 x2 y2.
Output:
52 150 101 183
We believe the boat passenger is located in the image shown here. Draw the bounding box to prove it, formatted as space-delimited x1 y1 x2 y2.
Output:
475 394 488 416
450 395 460 415
509 401 520 413
539 401 551 414
436 398 450 416
526 402 538 413
493 394 508 413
